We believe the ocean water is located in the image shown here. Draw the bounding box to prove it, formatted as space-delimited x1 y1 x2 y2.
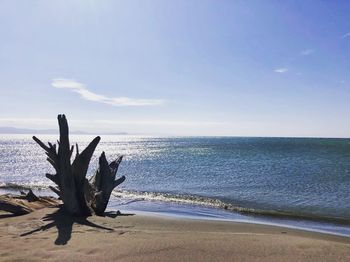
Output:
1 134 350 235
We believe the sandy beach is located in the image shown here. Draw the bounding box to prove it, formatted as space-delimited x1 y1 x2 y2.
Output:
0 208 349 261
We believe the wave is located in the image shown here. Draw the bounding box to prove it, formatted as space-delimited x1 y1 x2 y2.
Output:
112 190 350 225
0 182 49 191
1 182 349 225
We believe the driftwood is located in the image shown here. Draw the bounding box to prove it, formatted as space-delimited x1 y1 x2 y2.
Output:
0 190 59 215
32 114 125 216
89 153 125 215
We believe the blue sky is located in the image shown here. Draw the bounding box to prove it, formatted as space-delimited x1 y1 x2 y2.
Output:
0 0 350 136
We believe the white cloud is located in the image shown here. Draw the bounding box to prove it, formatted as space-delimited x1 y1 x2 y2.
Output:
300 49 315 56
274 68 288 73
341 32 350 39
52 79 84 89
52 79 164 106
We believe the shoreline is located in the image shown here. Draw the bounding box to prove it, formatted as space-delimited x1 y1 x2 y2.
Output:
2 187 350 238
1 207 350 261
122 209 350 239
109 197 350 238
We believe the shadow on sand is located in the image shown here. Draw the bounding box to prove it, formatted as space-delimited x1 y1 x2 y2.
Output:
0 213 19 219
20 208 134 245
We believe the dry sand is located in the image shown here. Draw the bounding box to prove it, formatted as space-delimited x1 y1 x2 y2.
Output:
0 207 349 261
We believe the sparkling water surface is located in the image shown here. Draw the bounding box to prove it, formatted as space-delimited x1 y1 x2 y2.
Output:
1 134 350 223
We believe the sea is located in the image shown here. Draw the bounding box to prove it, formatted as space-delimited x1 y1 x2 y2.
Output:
1 134 350 237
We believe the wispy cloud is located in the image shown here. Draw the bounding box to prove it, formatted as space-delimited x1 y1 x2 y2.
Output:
51 79 164 106
341 32 350 39
274 68 288 73
300 49 315 56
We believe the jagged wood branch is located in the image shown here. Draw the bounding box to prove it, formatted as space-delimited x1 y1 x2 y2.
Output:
90 153 126 215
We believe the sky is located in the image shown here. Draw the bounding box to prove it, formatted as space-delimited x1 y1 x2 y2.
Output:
0 0 350 137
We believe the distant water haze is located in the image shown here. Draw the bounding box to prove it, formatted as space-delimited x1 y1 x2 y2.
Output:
0 126 128 135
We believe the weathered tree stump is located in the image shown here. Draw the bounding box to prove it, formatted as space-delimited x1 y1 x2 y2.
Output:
32 114 125 216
